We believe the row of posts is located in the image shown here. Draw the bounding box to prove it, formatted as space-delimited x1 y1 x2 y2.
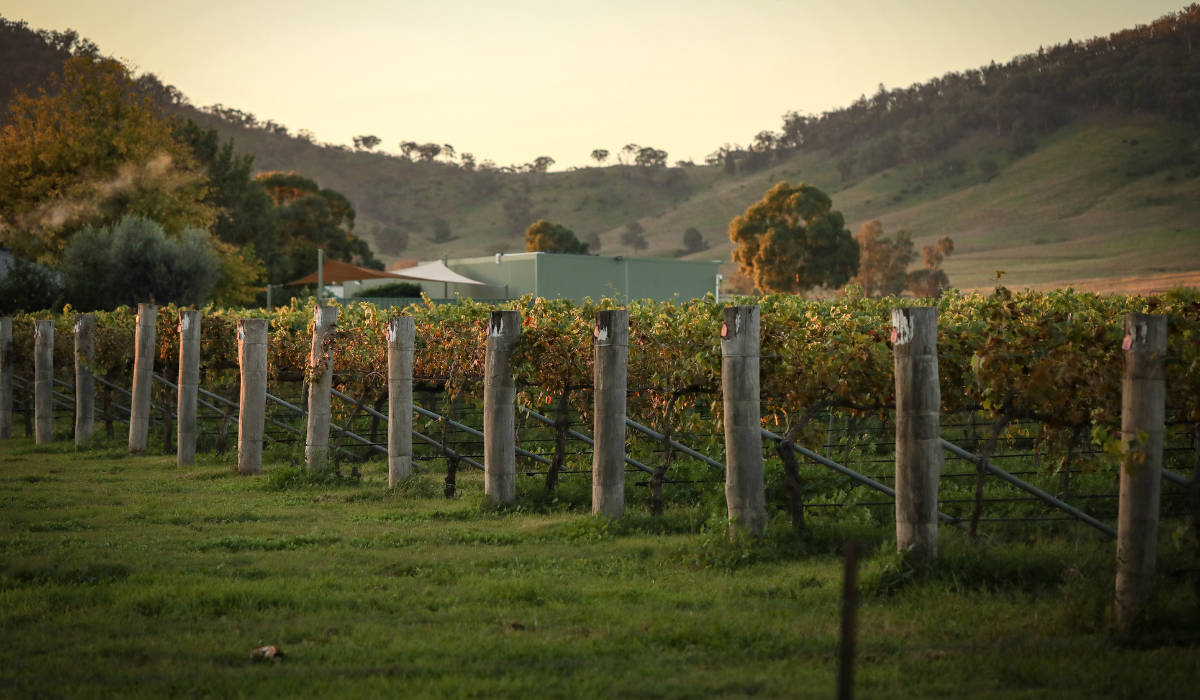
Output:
0 305 1168 624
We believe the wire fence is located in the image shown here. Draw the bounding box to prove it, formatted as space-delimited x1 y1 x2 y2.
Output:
14 366 1197 535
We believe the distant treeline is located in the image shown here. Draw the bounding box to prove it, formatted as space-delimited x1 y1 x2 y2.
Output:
713 5 1200 177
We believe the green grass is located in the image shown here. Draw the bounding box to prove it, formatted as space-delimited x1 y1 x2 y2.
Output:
3 430 1198 699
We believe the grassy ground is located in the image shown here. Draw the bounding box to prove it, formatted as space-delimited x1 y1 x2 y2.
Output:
3 429 1199 699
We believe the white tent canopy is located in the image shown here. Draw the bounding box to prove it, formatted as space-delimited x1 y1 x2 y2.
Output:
389 260 487 286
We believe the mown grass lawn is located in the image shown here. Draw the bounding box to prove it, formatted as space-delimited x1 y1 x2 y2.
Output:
2 435 1198 699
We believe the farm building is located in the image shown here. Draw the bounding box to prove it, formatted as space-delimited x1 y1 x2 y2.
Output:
346 253 722 304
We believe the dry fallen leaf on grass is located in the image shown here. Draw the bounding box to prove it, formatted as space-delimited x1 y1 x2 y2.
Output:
251 645 285 661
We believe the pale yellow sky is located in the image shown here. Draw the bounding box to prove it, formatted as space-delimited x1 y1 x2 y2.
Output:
1 0 1185 169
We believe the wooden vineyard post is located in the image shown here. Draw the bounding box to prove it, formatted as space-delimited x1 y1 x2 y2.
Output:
128 303 157 454
237 319 269 475
592 308 628 518
387 316 415 486
838 539 860 700
306 303 338 470
74 314 96 447
721 305 766 537
34 320 53 444
483 310 521 504
0 318 11 440
1115 313 1167 628
177 311 201 466
892 306 942 565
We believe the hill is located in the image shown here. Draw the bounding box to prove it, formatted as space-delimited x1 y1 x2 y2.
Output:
4 8 1200 294
184 107 1200 294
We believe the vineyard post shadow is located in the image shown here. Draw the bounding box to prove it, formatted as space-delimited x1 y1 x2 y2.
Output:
593 308 628 518
892 306 942 565
387 316 415 486
237 319 269 476
721 305 766 537
34 319 53 445
306 303 339 470
177 311 201 466
0 317 12 440
1115 312 1167 628
128 303 157 455
484 310 521 504
74 314 96 447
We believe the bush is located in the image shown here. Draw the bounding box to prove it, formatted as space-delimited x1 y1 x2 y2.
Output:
358 282 422 298
0 255 62 314
61 215 222 311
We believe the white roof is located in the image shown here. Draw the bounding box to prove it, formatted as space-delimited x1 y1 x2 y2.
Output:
390 260 487 285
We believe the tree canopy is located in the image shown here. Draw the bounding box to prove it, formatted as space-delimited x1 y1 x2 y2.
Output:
0 55 214 259
729 182 859 294
524 220 589 254
851 220 914 297
256 172 382 283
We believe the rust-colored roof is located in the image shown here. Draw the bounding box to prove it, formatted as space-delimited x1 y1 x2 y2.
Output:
285 259 396 285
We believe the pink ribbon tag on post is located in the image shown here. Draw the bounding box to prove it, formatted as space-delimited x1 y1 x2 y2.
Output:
1121 334 1132 351
890 327 898 343
720 323 728 339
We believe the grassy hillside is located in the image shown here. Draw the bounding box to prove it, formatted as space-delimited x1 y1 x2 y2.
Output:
191 108 1200 294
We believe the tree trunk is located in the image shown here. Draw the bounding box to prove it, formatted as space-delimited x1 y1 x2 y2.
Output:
161 381 173 455
544 384 571 493
649 391 684 517
442 388 463 498
1061 426 1082 500
23 380 32 438
331 387 369 466
369 394 385 448
103 369 116 439
776 438 806 530
216 379 240 456
969 412 1014 539
842 414 859 467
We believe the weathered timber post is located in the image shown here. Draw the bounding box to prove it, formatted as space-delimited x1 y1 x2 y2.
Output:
387 316 416 486
74 314 96 447
483 310 521 503
892 306 942 565
1115 313 1167 628
237 319 269 476
592 308 628 518
34 320 54 444
128 303 157 454
177 311 201 466
306 303 338 470
0 318 11 439
721 305 766 537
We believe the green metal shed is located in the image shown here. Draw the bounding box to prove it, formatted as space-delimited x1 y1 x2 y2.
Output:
448 253 721 303
350 253 722 304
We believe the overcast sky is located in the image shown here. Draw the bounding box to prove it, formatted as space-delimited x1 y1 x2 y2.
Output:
1 0 1185 169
